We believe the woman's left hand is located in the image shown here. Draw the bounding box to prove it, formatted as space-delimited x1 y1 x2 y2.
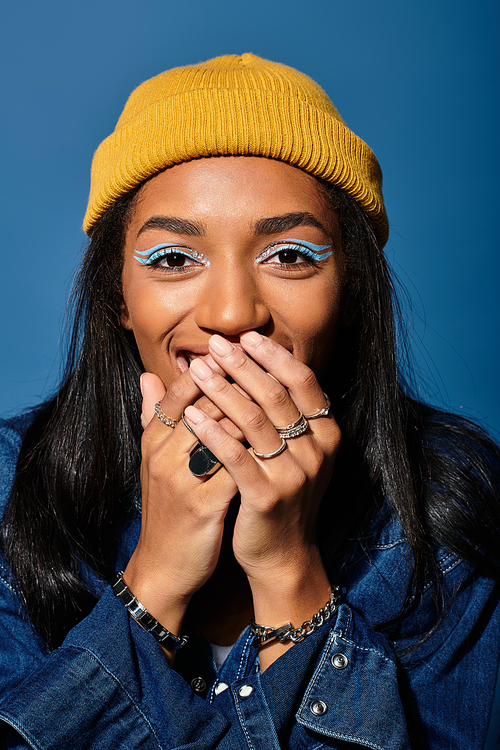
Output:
184 330 341 664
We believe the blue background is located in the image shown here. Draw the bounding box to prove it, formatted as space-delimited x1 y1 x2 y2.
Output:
1 0 499 438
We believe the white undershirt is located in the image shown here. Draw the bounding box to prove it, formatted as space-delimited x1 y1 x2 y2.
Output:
210 642 235 670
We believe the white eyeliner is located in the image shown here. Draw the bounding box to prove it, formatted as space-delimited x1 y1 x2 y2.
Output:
134 243 210 266
255 239 333 263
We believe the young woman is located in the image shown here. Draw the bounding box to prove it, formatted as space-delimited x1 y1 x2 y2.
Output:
0 54 499 749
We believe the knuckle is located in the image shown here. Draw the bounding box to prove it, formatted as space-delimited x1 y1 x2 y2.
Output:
306 446 324 474
200 433 245 467
323 421 342 452
184 497 210 521
241 403 268 432
258 488 281 512
210 376 232 397
301 423 341 465
332 423 342 446
230 348 250 373
146 446 167 481
195 395 222 419
200 421 224 445
287 463 307 489
141 428 157 452
294 365 318 393
262 336 280 357
225 442 248 467
264 380 289 410
168 371 196 402
219 417 245 441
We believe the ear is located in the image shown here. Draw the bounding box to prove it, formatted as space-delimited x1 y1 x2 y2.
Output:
120 302 133 331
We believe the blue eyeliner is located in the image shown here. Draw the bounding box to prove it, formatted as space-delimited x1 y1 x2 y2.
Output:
134 243 210 266
255 239 333 264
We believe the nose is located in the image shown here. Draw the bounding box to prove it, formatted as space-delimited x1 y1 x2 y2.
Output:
194 266 271 337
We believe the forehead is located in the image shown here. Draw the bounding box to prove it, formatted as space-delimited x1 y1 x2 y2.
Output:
127 156 339 239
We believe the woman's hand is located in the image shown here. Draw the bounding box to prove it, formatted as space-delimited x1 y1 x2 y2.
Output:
123 360 241 646
183 331 341 666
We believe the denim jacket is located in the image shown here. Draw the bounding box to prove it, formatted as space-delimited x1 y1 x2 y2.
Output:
0 413 499 749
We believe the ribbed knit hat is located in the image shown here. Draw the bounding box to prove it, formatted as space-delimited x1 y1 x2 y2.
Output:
84 53 388 246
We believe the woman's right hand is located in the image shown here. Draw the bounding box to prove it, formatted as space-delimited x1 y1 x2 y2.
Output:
122 366 239 644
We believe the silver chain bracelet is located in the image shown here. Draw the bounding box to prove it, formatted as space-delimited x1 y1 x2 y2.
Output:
250 586 342 647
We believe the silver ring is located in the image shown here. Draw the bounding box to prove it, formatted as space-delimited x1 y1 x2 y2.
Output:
253 438 287 459
304 394 331 420
154 402 179 428
181 413 197 437
275 413 308 439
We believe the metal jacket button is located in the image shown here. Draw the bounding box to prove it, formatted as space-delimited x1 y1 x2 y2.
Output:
214 681 228 695
238 684 254 698
190 677 207 693
331 652 349 669
310 699 327 716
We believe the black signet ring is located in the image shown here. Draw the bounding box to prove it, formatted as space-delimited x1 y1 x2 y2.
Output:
189 443 220 477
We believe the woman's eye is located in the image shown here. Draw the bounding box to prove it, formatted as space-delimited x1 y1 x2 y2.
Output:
255 240 333 267
273 249 302 264
157 252 195 267
134 243 210 269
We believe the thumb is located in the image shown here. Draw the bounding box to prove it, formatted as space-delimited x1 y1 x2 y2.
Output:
140 372 167 429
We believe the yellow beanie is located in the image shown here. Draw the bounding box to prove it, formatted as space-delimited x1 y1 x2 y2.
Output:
84 53 388 246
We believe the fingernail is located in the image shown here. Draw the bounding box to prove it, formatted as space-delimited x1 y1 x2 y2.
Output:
190 358 213 380
184 405 205 424
140 373 145 397
209 335 234 357
240 331 263 346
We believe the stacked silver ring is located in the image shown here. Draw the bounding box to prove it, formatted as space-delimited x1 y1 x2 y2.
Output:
275 413 308 439
253 394 331 460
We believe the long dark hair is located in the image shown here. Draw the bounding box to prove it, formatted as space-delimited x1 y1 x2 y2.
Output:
1 186 143 649
2 175 499 650
316 183 500 642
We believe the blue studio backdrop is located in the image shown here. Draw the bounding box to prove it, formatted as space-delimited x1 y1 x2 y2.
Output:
1 0 499 439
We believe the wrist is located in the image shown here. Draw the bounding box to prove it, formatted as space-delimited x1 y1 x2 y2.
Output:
250 586 341 646
112 573 189 651
249 563 332 631
121 565 191 638
249 572 339 673
246 547 329 616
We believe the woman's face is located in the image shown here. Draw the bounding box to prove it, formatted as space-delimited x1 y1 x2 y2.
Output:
121 156 346 389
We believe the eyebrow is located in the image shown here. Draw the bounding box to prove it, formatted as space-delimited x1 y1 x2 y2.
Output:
253 212 328 235
136 211 329 239
137 216 206 237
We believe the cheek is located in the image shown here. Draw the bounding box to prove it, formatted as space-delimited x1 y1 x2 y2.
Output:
122 284 158 337
292 281 343 369
121 280 178 353
120 275 199 382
